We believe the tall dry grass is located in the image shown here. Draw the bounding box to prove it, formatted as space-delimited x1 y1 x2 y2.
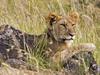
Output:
0 0 100 74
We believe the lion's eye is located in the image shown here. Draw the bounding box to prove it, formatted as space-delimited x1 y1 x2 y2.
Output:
72 24 75 26
60 24 66 27
60 24 65 25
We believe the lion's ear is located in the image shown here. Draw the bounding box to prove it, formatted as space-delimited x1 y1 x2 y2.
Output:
68 11 79 24
46 13 61 26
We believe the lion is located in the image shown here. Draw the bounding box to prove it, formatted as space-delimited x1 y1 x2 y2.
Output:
45 12 95 63
0 11 96 73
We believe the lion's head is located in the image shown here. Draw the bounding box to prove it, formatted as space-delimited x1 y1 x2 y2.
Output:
46 11 79 47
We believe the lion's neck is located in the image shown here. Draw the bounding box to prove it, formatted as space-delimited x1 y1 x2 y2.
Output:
47 37 69 57
46 29 69 56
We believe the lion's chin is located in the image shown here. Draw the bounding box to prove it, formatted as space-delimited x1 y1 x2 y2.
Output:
65 40 73 47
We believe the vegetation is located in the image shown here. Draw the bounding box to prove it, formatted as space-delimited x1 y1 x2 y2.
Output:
0 0 100 74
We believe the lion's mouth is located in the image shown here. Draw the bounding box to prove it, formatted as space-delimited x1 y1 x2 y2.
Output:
58 36 75 43
61 37 74 42
58 37 74 47
59 38 73 43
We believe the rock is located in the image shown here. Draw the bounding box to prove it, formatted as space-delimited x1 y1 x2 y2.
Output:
63 51 99 75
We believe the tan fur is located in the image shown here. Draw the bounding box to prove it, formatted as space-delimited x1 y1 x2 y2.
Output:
46 11 79 56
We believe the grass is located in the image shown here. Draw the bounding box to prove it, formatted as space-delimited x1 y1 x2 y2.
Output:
0 0 100 72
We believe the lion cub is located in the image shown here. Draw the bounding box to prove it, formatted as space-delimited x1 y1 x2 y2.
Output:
46 12 96 63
